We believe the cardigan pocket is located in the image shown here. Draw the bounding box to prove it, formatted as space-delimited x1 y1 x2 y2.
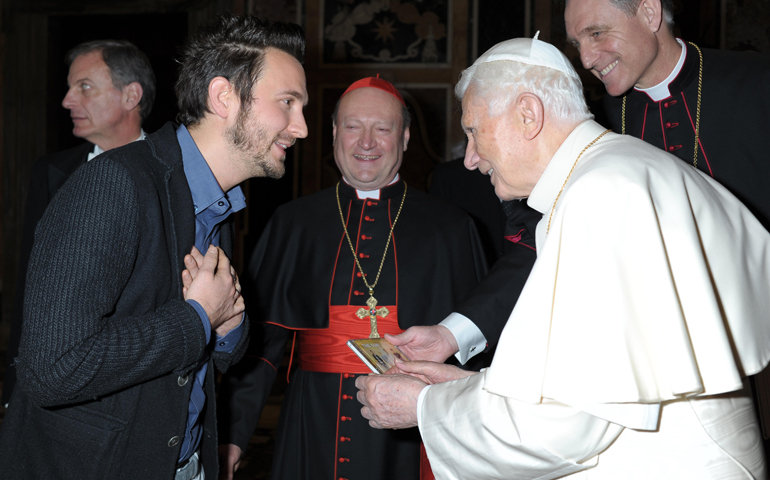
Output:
26 403 125 479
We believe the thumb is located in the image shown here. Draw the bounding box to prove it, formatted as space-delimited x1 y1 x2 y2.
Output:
384 332 405 345
201 245 220 271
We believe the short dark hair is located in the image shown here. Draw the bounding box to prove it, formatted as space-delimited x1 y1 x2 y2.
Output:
66 40 156 123
175 14 306 127
609 0 674 28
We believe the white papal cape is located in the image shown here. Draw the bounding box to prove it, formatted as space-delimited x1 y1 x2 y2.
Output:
418 120 770 479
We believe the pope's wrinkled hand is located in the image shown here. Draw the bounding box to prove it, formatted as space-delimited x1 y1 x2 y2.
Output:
355 373 426 429
387 359 478 385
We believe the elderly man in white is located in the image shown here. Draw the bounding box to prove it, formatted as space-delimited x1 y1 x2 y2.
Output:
355 35 770 480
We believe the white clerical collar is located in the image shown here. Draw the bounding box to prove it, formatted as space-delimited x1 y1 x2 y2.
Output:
88 130 146 162
528 120 609 249
343 174 400 200
635 38 686 102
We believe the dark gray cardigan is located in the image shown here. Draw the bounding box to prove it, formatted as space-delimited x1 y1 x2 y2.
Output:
0 122 249 479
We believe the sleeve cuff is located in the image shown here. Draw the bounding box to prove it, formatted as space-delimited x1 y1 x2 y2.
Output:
187 299 211 344
440 313 487 365
416 384 431 427
213 314 245 353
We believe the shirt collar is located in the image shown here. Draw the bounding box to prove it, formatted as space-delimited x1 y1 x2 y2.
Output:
635 38 686 102
88 130 146 161
176 124 246 216
528 120 608 248
342 173 400 200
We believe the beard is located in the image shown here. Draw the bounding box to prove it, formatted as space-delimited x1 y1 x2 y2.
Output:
226 103 285 180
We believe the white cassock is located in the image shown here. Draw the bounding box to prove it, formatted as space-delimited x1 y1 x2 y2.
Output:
418 120 770 479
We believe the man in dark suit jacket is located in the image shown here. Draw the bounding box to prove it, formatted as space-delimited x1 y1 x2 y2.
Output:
431 158 506 266
0 14 308 480
2 39 156 405
389 158 540 370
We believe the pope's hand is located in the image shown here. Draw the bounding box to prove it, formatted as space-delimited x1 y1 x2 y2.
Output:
387 359 478 385
384 325 459 363
355 373 426 429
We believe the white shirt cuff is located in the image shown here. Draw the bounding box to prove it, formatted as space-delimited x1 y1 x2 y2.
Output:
440 313 487 364
416 384 431 427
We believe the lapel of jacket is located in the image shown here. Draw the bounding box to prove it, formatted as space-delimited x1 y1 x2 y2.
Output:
219 220 234 258
147 123 196 295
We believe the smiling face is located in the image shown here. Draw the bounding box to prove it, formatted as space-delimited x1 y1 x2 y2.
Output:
228 48 308 179
62 51 130 147
333 87 409 190
461 86 537 200
565 0 661 96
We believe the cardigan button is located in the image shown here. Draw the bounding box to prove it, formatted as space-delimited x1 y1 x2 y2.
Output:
168 436 180 447
178 375 189 387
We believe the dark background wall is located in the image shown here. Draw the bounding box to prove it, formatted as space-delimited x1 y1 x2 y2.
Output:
0 0 768 383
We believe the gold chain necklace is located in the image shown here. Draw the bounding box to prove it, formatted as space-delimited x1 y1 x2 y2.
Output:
336 181 407 338
622 42 703 168
547 129 611 234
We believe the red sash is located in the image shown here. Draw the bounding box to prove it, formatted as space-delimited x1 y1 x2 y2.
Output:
298 305 402 373
297 305 435 479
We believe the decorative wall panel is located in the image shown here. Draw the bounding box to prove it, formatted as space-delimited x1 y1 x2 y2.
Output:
321 0 451 67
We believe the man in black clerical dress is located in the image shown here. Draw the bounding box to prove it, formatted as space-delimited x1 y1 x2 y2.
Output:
218 77 487 480
566 0 770 226
425 160 540 370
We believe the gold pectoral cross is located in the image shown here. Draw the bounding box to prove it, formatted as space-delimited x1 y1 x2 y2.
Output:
356 293 389 338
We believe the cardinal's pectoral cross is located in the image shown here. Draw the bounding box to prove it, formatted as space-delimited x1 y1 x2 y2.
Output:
356 292 389 338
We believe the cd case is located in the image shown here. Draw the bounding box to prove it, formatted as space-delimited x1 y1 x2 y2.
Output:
346 337 410 374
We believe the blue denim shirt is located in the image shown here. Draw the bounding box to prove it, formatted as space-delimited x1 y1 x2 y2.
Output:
176 124 246 462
